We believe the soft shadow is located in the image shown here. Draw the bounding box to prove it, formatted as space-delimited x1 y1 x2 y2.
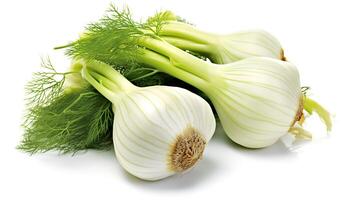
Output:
232 141 299 159
121 156 219 191
34 149 117 169
34 148 220 190
211 122 299 159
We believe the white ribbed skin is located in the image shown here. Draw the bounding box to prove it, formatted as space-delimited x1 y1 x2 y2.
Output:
210 57 301 148
213 30 283 64
112 86 215 181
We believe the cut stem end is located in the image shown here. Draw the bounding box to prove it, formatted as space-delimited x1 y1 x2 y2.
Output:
168 126 206 172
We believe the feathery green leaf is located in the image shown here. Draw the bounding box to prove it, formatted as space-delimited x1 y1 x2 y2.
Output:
19 86 114 154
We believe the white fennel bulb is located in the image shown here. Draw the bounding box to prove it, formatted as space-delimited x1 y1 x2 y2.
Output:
79 59 216 181
112 86 215 180
208 58 301 147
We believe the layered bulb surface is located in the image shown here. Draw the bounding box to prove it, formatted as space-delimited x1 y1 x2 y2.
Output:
211 30 285 64
208 57 301 148
112 86 215 180
78 59 216 180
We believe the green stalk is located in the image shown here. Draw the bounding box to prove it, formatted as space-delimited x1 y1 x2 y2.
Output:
137 49 209 92
138 37 218 83
160 36 212 54
89 71 120 92
160 21 215 45
82 67 117 103
86 60 136 92
80 60 137 103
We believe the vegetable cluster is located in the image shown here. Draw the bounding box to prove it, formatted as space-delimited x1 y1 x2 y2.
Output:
19 4 332 181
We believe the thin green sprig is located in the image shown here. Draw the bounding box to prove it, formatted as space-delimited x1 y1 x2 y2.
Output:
25 58 67 107
19 59 115 154
66 4 143 65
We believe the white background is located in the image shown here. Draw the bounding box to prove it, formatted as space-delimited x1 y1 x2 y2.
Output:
0 0 356 199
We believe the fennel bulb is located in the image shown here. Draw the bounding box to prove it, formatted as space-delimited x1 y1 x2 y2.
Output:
78 59 216 180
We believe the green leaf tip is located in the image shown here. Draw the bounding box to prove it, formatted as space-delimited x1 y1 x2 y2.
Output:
303 96 332 132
